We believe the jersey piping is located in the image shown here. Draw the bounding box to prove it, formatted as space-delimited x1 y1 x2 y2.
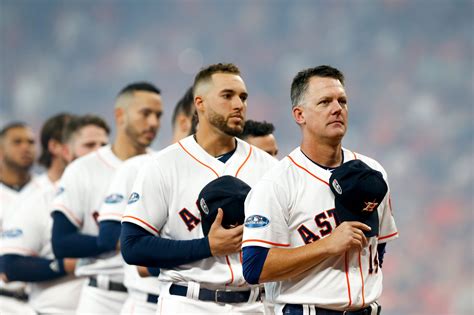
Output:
178 141 220 178
122 215 160 235
235 146 252 177
287 156 329 186
242 239 291 247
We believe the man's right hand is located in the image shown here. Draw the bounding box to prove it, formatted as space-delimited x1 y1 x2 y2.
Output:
323 221 371 255
208 208 243 256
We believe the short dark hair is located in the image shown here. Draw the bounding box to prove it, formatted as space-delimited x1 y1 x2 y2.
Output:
63 114 110 143
172 87 194 129
117 82 161 97
290 65 345 107
0 121 29 140
239 120 275 140
38 113 73 168
193 63 241 96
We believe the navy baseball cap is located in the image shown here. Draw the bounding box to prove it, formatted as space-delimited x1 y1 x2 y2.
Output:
329 160 388 237
197 176 251 236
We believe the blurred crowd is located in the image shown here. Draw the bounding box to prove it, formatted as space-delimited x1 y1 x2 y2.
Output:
0 1 472 314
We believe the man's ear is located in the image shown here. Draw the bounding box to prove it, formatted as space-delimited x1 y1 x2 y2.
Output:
48 139 63 157
292 105 305 125
194 96 205 113
115 107 125 126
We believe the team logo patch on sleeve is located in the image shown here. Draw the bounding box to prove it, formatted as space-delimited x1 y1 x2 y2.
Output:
0 228 23 238
127 192 140 204
244 215 270 228
55 187 65 196
105 194 124 204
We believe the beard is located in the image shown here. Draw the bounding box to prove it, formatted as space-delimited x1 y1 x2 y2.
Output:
3 154 33 172
208 108 244 137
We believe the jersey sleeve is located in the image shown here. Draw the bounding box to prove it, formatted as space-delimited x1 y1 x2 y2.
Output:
121 160 169 236
51 162 88 228
98 162 137 222
242 178 291 249
0 191 47 256
377 181 398 243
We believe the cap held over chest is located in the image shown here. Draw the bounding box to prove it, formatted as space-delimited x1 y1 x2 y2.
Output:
197 175 251 236
329 160 388 237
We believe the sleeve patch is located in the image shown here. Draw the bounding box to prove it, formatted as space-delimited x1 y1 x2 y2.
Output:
244 215 270 228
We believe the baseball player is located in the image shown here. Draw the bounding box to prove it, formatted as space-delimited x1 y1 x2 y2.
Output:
121 63 277 314
0 121 49 314
242 65 399 315
97 86 197 314
0 114 110 314
239 119 279 157
50 82 163 314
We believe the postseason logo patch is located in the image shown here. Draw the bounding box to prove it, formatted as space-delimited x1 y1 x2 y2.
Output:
105 194 124 204
127 192 140 204
244 215 270 228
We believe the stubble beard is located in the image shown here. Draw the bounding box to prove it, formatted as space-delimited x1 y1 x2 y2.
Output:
208 110 244 137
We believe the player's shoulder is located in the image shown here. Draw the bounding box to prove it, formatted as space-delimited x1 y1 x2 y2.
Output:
66 145 120 173
345 148 388 177
236 138 277 165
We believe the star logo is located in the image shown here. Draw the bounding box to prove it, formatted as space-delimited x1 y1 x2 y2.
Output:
362 200 379 212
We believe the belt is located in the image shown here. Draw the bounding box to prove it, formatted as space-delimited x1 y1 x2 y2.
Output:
147 294 159 304
282 304 380 315
169 284 259 304
0 288 29 302
88 277 128 293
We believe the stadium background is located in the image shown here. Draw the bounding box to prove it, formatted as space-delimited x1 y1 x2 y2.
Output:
0 1 472 314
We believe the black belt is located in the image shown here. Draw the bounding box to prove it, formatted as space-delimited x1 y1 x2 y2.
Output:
88 277 128 293
169 284 259 304
283 304 380 315
0 288 29 302
147 293 159 304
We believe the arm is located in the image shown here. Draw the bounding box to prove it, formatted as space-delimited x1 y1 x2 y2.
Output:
121 209 243 268
120 222 211 268
51 211 106 258
257 222 371 283
0 255 76 282
97 220 121 252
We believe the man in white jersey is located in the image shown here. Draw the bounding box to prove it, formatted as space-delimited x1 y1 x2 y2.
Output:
50 82 163 314
242 65 399 315
0 121 45 314
98 86 197 315
121 63 277 314
0 114 110 314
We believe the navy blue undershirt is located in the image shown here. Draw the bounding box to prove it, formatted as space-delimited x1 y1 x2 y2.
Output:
97 220 122 252
0 255 66 282
120 222 211 268
51 211 110 258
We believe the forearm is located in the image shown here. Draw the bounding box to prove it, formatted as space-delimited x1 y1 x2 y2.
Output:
120 222 212 268
1 255 70 282
52 211 105 258
259 239 332 283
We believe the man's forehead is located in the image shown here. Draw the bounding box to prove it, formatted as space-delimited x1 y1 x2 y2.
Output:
211 73 247 91
6 126 34 138
307 76 345 94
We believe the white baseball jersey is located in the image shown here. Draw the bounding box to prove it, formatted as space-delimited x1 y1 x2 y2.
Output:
122 135 277 289
51 145 124 281
98 153 161 297
243 147 398 311
0 179 84 313
0 173 51 313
